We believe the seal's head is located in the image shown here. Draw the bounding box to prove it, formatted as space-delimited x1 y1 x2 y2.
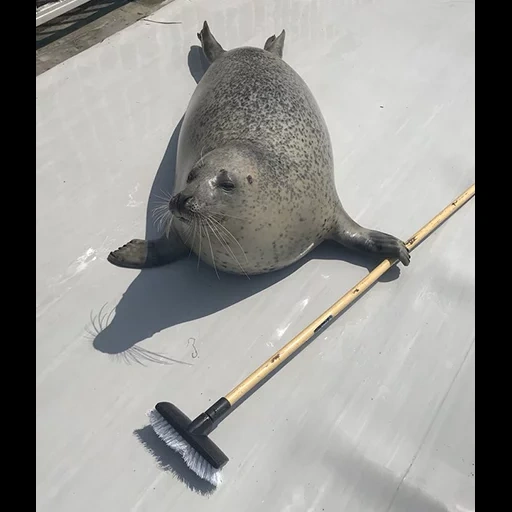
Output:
169 145 262 225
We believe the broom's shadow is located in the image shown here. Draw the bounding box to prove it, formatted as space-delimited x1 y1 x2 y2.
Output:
88 45 401 362
134 426 216 495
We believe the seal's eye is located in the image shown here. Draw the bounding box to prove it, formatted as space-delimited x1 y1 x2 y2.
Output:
219 181 235 191
217 169 235 191
186 170 196 183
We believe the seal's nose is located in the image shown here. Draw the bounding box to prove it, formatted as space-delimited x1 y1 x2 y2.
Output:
169 193 191 214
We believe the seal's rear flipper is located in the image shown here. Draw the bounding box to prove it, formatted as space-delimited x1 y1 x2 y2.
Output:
107 232 188 269
198 21 225 63
264 30 285 58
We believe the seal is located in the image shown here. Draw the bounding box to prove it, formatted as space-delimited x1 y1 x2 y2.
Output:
108 21 410 275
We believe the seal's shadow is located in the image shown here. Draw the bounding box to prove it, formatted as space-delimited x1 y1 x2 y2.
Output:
90 45 400 359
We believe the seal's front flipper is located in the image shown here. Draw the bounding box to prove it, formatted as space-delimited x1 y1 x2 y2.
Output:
331 219 410 267
264 30 285 58
107 232 188 269
197 21 225 63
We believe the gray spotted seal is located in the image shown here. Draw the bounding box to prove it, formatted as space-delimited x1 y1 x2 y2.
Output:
108 21 410 275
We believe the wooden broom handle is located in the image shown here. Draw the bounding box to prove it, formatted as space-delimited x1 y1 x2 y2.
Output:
225 183 475 405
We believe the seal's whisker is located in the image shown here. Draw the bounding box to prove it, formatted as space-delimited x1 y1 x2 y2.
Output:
202 218 220 280
162 212 173 233
184 216 197 253
209 216 249 263
152 212 164 225
204 217 229 260
152 203 169 217
152 209 167 227
164 214 175 238
154 211 165 231
152 197 171 209
152 203 171 230
155 189 172 202
153 197 170 207
186 219 194 257
154 208 173 235
197 218 203 269
204 216 249 278
206 218 243 275
151 204 166 217
209 210 246 221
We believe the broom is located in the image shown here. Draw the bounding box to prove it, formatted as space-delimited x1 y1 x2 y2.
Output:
148 183 475 486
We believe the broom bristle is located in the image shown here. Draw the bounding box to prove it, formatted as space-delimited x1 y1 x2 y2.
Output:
147 409 223 487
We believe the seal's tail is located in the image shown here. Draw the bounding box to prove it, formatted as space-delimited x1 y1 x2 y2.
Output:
147 184 475 487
